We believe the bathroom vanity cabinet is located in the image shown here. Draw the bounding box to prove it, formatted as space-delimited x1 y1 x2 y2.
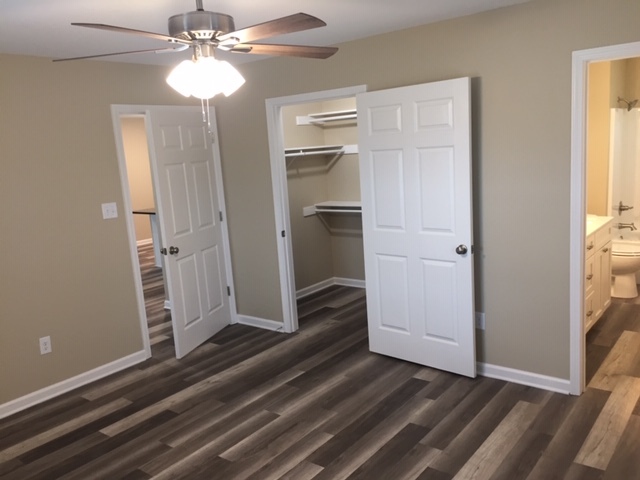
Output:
585 216 613 332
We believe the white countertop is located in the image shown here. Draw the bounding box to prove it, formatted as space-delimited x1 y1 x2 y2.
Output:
586 214 614 236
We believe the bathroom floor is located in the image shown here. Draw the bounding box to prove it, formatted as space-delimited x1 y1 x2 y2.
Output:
586 295 640 385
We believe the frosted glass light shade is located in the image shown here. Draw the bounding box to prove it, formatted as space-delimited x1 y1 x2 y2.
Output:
166 57 245 100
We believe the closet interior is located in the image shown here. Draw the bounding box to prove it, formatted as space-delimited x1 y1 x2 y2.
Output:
283 97 365 297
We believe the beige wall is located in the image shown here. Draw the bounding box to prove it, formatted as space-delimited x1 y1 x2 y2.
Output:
3 0 640 408
122 116 154 242
216 0 640 379
610 59 628 107
0 54 190 405
586 62 611 215
626 58 640 101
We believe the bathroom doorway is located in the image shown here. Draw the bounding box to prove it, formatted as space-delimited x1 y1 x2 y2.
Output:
570 41 640 394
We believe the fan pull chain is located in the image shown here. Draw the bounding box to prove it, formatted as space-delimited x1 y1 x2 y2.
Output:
200 98 213 136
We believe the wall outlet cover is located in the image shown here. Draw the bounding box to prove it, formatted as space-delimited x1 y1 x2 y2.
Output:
39 336 52 355
475 312 486 330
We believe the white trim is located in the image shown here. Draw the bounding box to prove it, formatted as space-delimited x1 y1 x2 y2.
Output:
266 85 367 334
569 41 640 396
477 362 571 395
237 315 285 332
136 238 153 247
208 114 240 326
296 278 335 299
296 277 366 299
111 106 153 359
0 350 147 420
334 277 366 289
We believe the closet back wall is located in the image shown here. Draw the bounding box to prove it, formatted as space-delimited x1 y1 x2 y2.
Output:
283 98 364 293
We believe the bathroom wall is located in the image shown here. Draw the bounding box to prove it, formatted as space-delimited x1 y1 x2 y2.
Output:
587 58 640 216
609 107 640 228
586 61 611 216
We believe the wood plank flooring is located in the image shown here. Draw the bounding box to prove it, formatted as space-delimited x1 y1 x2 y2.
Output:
1 243 640 479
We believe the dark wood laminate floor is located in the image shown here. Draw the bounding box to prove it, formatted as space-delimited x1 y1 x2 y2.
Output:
1 244 640 479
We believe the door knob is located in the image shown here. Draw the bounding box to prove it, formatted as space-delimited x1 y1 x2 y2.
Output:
455 244 468 255
169 246 179 255
160 247 167 255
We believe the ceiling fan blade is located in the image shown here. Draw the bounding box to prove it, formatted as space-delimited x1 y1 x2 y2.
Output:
71 23 192 46
52 47 184 62
231 43 338 59
217 13 326 44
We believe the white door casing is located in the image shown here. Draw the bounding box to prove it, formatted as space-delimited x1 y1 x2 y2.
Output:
266 85 368 333
146 106 232 358
569 41 640 395
357 77 476 377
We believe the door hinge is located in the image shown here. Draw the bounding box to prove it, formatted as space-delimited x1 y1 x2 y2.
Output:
227 286 231 296
219 211 223 222
281 230 286 238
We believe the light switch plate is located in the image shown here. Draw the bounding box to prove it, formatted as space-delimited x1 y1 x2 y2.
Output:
101 202 118 219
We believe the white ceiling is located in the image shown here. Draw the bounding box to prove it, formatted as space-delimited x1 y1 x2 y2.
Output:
0 0 530 66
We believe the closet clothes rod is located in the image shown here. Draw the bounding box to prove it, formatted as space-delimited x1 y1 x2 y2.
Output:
284 144 358 158
296 108 357 126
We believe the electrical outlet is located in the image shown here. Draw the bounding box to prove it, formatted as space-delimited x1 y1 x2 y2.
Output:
475 312 485 330
101 202 118 219
39 336 52 355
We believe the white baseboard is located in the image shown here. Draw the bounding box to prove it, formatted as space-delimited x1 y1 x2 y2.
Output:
477 362 571 394
296 278 335 299
136 238 153 247
334 277 366 289
237 314 284 332
296 277 366 299
0 350 148 420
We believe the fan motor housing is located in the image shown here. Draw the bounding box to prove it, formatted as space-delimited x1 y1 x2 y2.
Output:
168 11 235 41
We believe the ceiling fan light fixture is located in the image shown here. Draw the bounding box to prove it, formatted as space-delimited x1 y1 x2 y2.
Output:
166 59 196 97
166 55 245 100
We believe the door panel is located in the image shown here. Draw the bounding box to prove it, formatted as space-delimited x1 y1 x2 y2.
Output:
377 254 410 333
166 164 192 235
371 150 406 229
419 147 455 232
358 77 475 377
203 245 224 313
147 106 231 358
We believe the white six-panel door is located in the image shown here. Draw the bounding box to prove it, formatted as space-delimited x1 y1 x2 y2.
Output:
146 106 231 358
357 77 476 377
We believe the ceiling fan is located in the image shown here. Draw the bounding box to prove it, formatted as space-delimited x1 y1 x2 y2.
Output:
53 0 338 63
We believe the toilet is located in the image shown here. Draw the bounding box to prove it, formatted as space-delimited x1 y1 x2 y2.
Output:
611 240 640 298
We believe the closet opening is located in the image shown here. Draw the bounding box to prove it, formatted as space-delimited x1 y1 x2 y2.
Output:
266 85 367 332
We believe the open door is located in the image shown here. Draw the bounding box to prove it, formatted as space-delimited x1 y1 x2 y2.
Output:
357 77 476 377
145 106 232 358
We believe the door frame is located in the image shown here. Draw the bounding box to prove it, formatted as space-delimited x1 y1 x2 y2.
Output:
266 85 367 333
570 41 640 395
110 104 238 358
